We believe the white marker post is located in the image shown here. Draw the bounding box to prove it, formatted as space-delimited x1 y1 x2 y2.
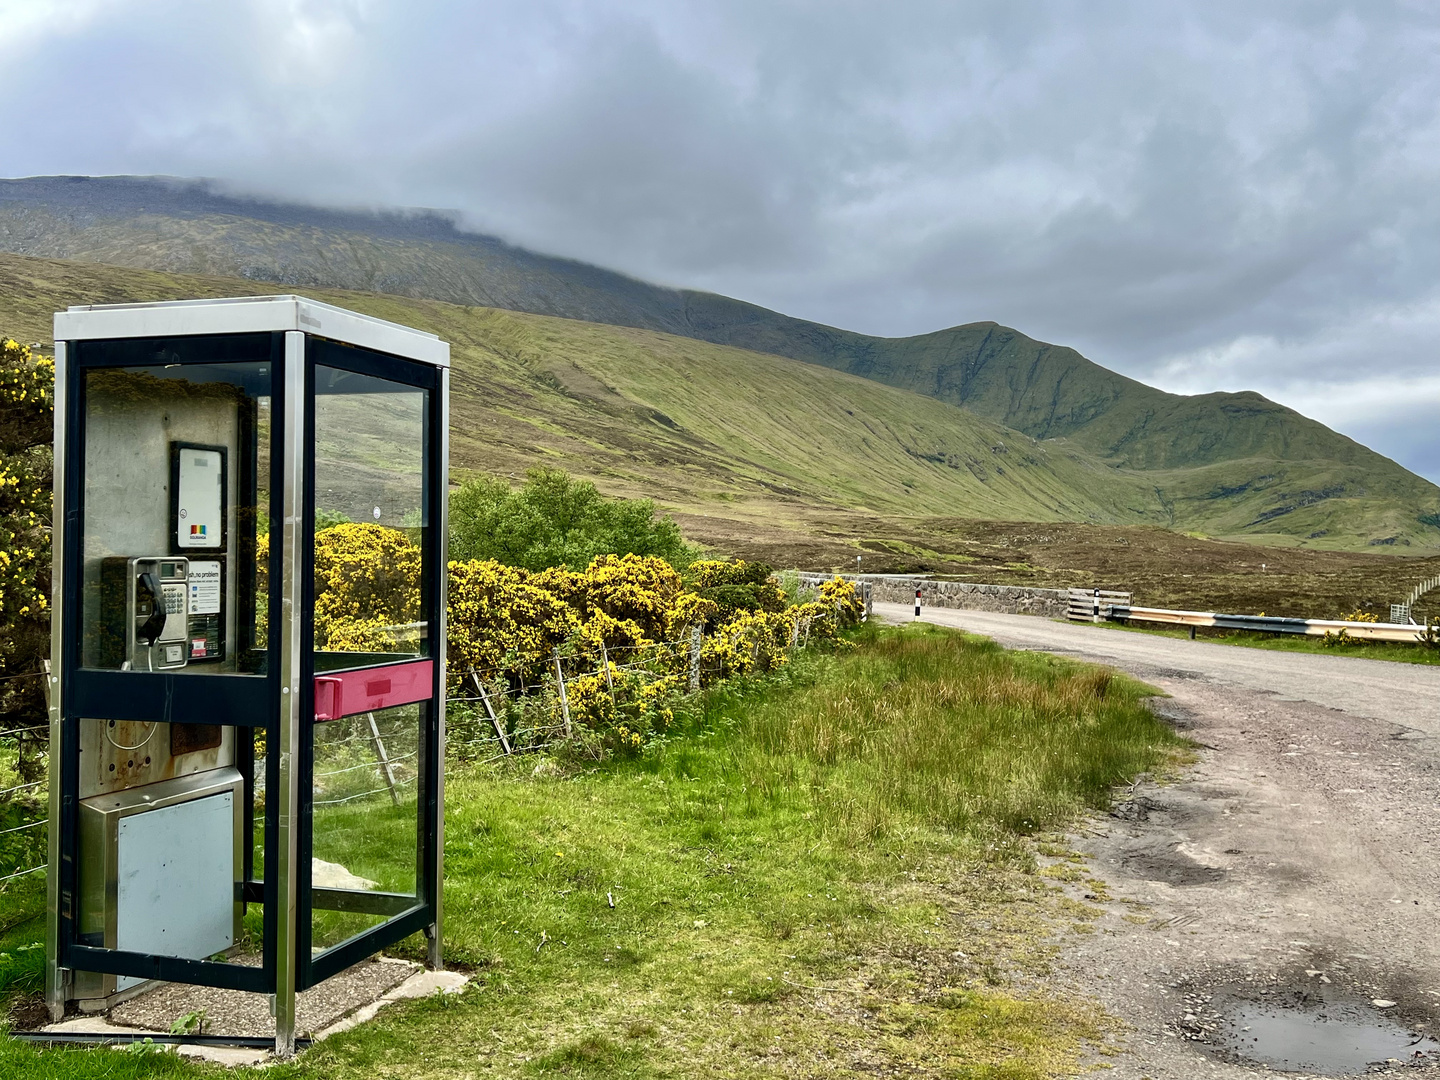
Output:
914 586 922 619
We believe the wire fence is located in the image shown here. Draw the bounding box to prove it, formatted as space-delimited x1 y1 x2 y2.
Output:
0 616 835 883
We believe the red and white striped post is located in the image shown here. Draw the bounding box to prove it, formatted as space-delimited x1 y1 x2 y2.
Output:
914 586 922 618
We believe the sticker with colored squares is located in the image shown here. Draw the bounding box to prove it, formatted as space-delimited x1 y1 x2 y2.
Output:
189 524 207 537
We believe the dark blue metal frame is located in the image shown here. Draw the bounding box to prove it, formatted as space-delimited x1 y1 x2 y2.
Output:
58 332 284 993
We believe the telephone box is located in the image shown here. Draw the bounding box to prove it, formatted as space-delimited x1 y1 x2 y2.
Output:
45 296 450 1054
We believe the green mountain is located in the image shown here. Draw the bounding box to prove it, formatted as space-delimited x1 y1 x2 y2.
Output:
2 175 1438 549
0 251 1169 530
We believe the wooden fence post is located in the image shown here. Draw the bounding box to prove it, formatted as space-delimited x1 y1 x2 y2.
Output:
688 625 702 692
553 648 572 738
600 641 616 703
472 671 512 755
367 712 401 807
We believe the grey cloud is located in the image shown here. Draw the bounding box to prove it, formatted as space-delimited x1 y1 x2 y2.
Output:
4 0 1438 478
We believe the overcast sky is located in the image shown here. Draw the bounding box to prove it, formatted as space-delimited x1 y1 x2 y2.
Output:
5 0 1439 481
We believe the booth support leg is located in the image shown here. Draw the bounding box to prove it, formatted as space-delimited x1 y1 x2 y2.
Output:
45 355 70 1025
273 332 306 1057
426 923 443 971
45 354 69 1023
44 669 66 1020
429 371 449 975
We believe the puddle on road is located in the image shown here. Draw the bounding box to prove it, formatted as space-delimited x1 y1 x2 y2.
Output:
1214 998 1440 1074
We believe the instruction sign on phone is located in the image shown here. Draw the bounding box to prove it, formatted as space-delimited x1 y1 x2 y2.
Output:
187 561 222 616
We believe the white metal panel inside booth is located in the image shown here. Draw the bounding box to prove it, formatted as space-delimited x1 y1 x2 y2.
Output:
115 791 236 991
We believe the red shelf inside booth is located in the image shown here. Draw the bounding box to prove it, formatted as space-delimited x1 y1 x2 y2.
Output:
313 659 434 722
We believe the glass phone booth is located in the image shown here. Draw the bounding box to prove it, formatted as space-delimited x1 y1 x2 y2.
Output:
45 296 450 1055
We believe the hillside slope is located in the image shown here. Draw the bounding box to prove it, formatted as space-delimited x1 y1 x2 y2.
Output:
0 251 1172 531
4 251 1436 550
2 176 1437 548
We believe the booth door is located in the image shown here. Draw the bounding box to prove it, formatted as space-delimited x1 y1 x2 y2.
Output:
304 350 439 975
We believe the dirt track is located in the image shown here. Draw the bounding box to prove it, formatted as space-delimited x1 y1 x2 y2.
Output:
875 603 1440 1078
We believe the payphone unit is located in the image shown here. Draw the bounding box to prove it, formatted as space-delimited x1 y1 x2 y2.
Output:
99 556 190 670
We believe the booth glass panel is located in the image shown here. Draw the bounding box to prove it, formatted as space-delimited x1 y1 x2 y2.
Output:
246 725 269 890
312 365 430 671
79 361 271 675
309 702 422 953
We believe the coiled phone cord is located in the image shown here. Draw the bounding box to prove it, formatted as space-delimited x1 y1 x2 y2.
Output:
107 645 159 751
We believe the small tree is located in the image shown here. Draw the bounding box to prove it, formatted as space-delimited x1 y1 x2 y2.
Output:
449 467 692 571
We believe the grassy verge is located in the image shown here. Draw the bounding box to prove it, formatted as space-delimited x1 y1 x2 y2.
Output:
2 623 1188 1078
0 876 45 1007
1079 617 1440 666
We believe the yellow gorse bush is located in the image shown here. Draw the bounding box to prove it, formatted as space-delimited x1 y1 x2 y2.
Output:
1 338 54 796
447 557 578 682
579 553 681 634
0 339 53 635
819 574 866 626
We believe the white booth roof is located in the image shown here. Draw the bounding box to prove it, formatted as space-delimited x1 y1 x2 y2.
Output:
54 295 450 368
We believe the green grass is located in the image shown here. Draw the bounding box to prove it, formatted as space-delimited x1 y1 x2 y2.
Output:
1078 617 1440 666
0 738 47 1007
0 877 46 1001
731 626 1179 839
0 624 1187 1077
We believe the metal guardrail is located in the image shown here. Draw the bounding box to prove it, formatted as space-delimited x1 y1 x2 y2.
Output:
1067 588 1429 643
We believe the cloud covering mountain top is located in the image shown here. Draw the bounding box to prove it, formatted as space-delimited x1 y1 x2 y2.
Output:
5 1 1438 478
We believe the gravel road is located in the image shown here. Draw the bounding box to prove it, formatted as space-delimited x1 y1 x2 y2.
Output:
875 602 1440 1078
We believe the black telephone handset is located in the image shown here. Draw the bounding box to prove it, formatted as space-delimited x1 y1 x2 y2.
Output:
136 571 167 646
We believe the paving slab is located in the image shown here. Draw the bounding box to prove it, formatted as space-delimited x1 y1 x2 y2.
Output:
110 955 416 1039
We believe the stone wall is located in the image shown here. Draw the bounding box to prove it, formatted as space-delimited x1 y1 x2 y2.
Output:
798 574 1068 619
